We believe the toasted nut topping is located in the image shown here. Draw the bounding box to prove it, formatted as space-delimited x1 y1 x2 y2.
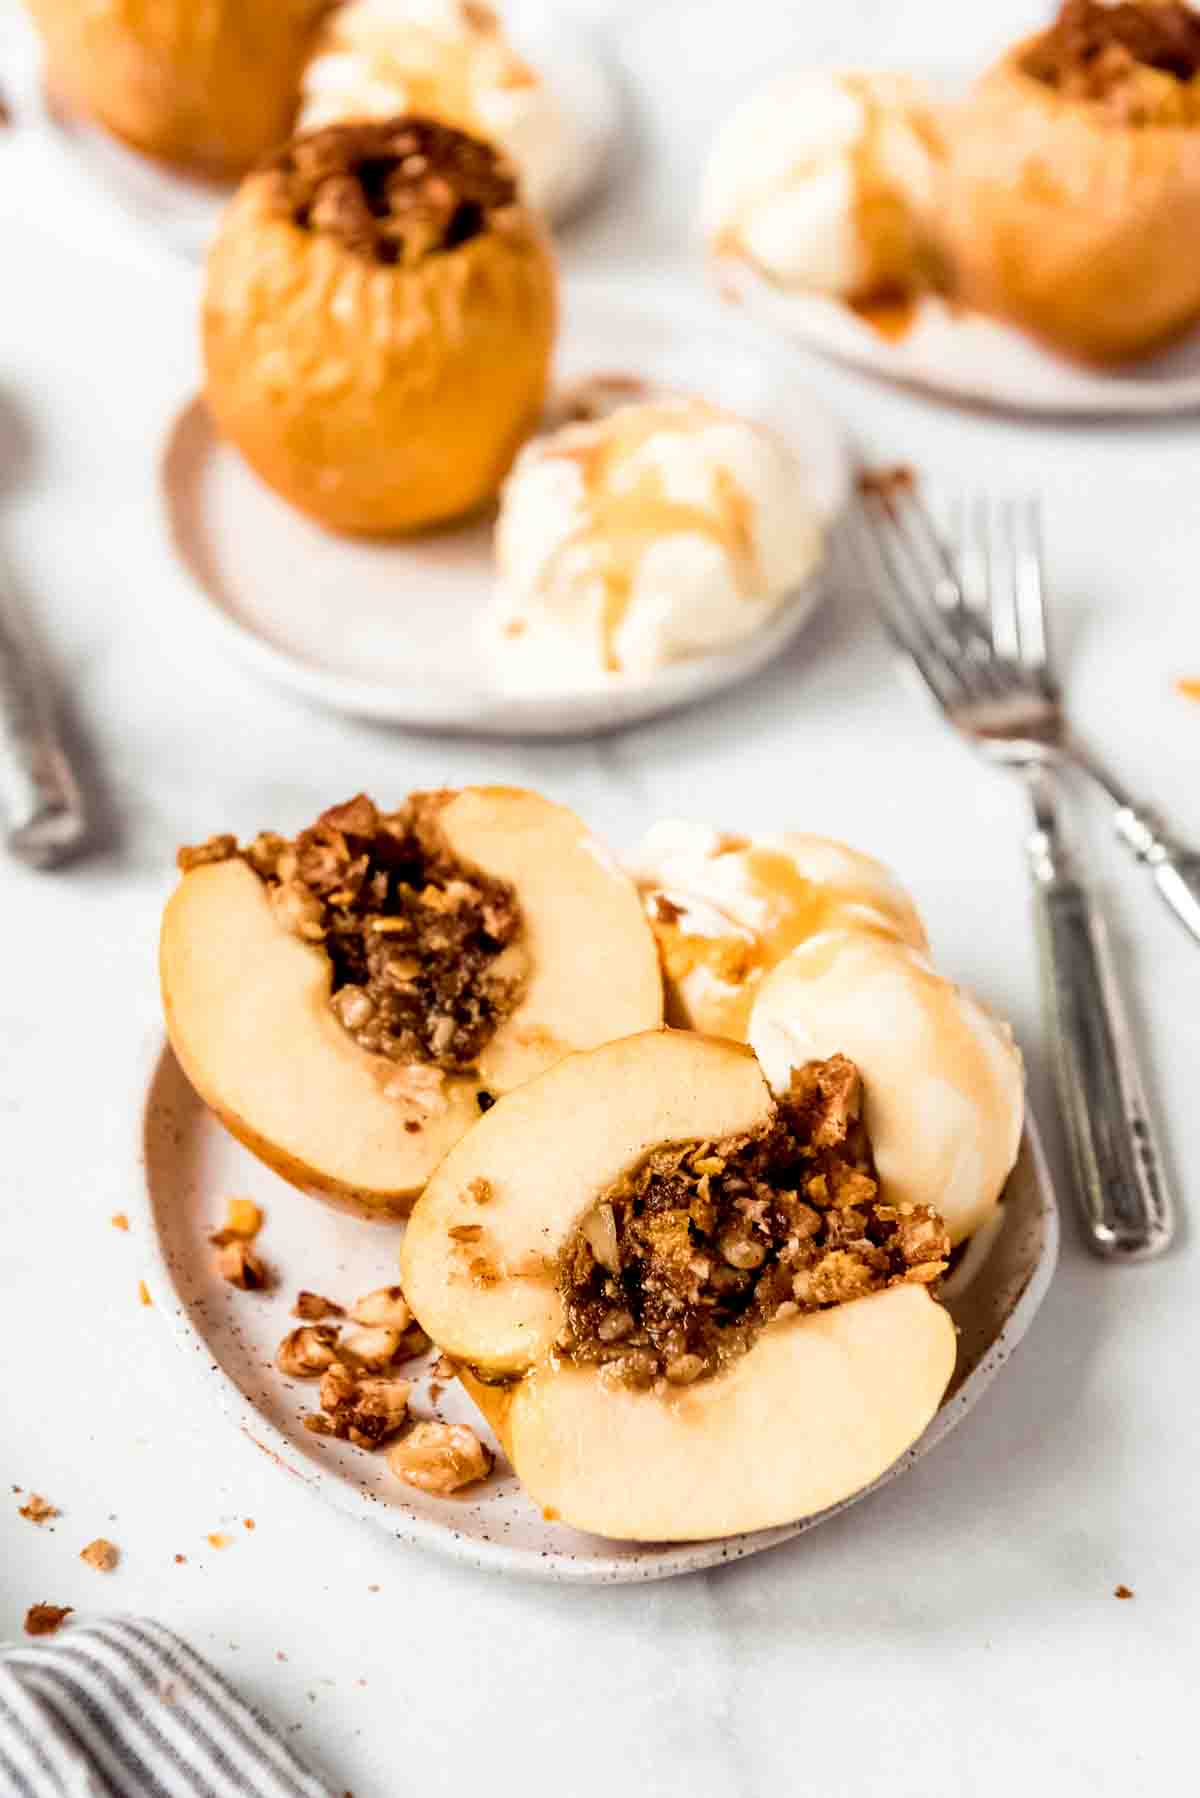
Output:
276 1325 340 1378
80 1538 119 1572
24 1603 72 1637
214 1241 270 1290
448 1224 483 1243
387 1421 493 1495
294 1291 344 1321
349 1286 411 1331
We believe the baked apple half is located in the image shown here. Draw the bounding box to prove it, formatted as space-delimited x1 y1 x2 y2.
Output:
401 1030 957 1541
160 788 662 1216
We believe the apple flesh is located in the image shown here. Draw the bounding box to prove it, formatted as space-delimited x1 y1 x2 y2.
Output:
467 1285 954 1541
160 787 663 1216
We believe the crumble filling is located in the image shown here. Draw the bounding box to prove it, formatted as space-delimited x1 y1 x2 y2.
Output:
1023 1 1200 116
178 793 526 1073
262 117 520 265
558 1054 950 1389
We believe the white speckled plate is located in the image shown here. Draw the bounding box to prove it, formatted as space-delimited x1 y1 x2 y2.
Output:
32 3 622 258
156 279 852 737
135 1035 1059 1584
716 257 1200 417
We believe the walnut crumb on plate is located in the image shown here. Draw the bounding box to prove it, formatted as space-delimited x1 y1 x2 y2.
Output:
25 1604 73 1637
80 1538 119 1572
214 1241 270 1289
19 1494 58 1524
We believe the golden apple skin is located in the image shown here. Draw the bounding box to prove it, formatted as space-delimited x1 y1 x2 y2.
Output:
26 0 328 176
202 169 557 536
942 38 1200 364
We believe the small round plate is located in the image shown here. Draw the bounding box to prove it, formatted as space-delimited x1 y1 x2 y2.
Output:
34 4 622 258
136 1035 1058 1585
157 280 853 737
717 258 1200 418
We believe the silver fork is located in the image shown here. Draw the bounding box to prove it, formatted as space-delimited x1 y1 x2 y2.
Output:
849 481 1175 1261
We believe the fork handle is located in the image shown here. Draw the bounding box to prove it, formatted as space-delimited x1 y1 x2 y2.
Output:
1028 791 1174 1260
1111 804 1200 947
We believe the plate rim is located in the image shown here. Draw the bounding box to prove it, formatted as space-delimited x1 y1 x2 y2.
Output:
133 1028 1060 1585
154 276 854 736
29 5 625 253
715 253 1200 421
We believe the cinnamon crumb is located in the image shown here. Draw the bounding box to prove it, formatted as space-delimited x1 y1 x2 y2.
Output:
1114 1583 1135 1599
80 1538 119 1572
174 1554 187 1564
138 1280 153 1307
207 1533 232 1549
243 1519 256 1531
111 1212 129 1232
467 1177 492 1205
24 1604 72 1638
1177 677 1200 702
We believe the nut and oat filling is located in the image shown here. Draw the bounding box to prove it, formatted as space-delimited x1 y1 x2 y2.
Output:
178 793 526 1073
1023 2 1200 109
558 1055 950 1390
262 117 520 265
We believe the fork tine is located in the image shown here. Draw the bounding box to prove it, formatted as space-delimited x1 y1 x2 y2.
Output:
1011 496 1055 694
978 495 1022 664
846 499 974 711
893 481 967 618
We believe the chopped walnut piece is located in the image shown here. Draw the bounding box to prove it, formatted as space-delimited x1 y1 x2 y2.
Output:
25 1604 72 1637
19 1494 57 1524
276 1325 341 1378
177 834 238 872
387 1421 493 1495
349 1286 411 1331
80 1538 119 1572
340 1326 403 1369
315 1361 411 1448
467 1176 493 1204
214 1241 270 1290
294 1291 344 1321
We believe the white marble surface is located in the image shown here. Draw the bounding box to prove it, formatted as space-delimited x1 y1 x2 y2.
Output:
1 2 1197 1793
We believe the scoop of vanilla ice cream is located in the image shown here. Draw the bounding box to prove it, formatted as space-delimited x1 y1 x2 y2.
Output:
702 69 942 299
749 929 1023 1244
299 0 583 216
491 399 825 685
630 820 927 1038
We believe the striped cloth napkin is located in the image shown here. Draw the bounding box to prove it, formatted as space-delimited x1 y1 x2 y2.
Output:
0 1618 334 1797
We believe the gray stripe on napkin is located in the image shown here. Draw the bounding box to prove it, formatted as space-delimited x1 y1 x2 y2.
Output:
2 1618 333 1798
